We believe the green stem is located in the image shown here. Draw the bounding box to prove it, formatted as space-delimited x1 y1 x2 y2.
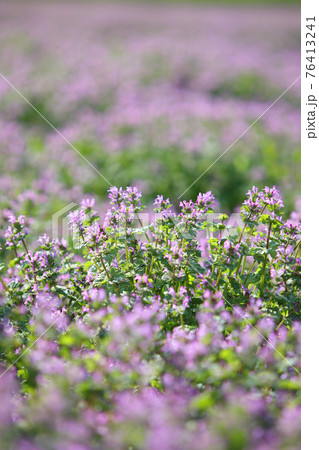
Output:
180 312 184 329
0 275 9 292
260 222 272 296
125 240 129 264
96 246 110 279
100 256 110 279
149 238 158 275
149 256 155 275
100 256 111 279
124 222 130 264
241 228 255 277
93 258 102 273
275 318 284 331
235 255 243 278
216 268 222 289
22 238 38 286
244 260 255 284
238 224 247 244
242 255 247 274
22 238 29 254
236 225 255 278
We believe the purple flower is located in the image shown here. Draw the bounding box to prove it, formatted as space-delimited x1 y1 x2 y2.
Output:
135 274 153 290
108 186 142 212
4 214 28 248
153 195 172 213
196 191 215 213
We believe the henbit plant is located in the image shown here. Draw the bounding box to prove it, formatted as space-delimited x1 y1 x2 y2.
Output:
0 185 301 449
1 185 300 326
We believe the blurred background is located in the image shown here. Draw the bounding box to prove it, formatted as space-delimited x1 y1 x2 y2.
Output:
0 0 300 230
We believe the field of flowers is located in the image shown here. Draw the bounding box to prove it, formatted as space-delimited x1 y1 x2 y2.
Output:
0 2 300 449
0 3 300 216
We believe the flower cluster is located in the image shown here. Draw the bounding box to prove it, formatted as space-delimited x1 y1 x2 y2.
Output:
4 215 28 250
153 195 172 214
